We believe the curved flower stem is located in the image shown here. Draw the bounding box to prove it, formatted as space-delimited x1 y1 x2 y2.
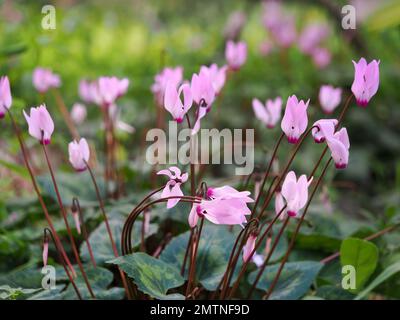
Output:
6 109 76 276
42 144 95 299
51 89 80 141
256 126 317 221
225 205 287 299
181 229 194 276
251 133 285 217
185 218 204 298
44 228 82 300
186 113 196 196
246 217 290 299
85 162 132 300
218 219 259 299
320 223 400 265
72 197 96 268
263 158 333 299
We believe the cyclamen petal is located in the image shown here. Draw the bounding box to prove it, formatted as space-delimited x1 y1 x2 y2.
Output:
70 103 87 125
351 58 380 107
252 97 282 128
68 138 90 172
281 171 311 217
225 40 247 70
42 241 49 267
312 119 338 143
158 167 188 209
23 104 54 144
319 85 342 114
326 128 350 169
164 82 193 123
0 76 12 118
151 66 183 106
243 234 257 262
33 68 61 93
281 95 309 144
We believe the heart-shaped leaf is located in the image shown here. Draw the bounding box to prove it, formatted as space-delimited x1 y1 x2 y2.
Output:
248 261 323 300
80 218 158 265
159 224 237 291
340 237 378 292
108 252 184 300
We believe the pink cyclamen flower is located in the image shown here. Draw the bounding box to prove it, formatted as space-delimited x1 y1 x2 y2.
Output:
252 97 282 128
243 233 257 262
72 209 81 235
191 69 215 109
0 76 12 118
23 104 54 145
43 240 49 267
298 24 330 54
326 127 350 169
68 138 90 172
351 58 380 107
311 48 331 69
151 66 183 106
164 82 193 123
157 166 188 209
188 197 251 228
33 68 61 93
189 185 253 228
312 119 338 143
281 171 312 217
319 85 342 114
97 76 129 107
200 64 227 95
281 95 309 144
225 40 247 71
71 103 87 125
79 80 95 104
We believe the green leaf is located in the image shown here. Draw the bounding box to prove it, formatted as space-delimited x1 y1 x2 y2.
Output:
356 261 400 300
108 252 184 300
80 218 158 265
159 224 237 291
37 172 106 206
315 285 355 300
0 285 40 300
247 261 323 300
340 238 379 292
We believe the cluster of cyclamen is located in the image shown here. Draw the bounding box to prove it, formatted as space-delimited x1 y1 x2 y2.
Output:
260 1 331 68
155 57 379 264
151 40 247 134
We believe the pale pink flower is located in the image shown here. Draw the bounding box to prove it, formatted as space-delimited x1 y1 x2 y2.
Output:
225 40 247 71
191 70 215 109
189 185 253 228
70 103 87 125
326 127 350 169
252 97 282 128
164 82 192 123
319 85 342 114
311 47 331 69
42 240 49 267
312 119 338 143
72 208 81 235
281 95 309 144
23 104 54 145
281 171 313 217
79 80 95 103
33 68 61 93
0 76 12 118
68 138 90 172
351 58 380 107
151 67 183 106
298 23 330 54
200 64 228 95
243 233 257 262
97 76 129 107
157 166 188 209
252 253 265 267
